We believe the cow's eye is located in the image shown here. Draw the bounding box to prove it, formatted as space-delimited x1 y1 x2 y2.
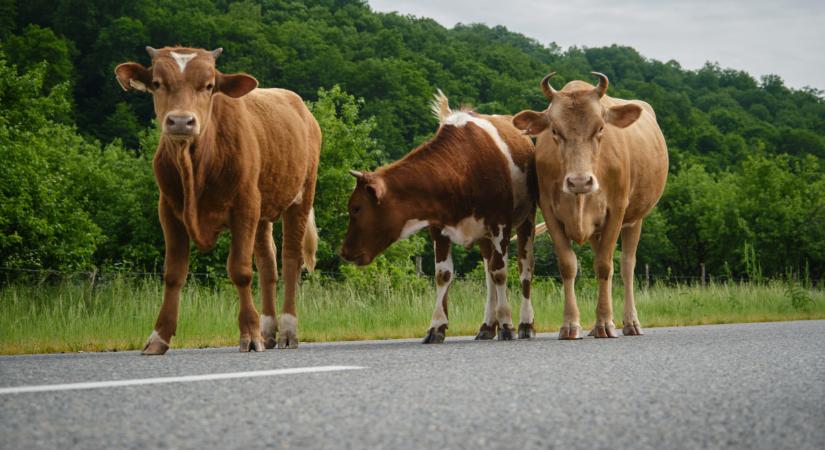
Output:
152 80 161 90
351 205 361 216
205 83 214 91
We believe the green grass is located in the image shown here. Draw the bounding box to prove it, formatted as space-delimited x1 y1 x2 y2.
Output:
1 276 823 355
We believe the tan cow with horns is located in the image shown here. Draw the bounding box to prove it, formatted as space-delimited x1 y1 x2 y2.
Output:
341 91 538 343
513 72 668 339
115 46 320 354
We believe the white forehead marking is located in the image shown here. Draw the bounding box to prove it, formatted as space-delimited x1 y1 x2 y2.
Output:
170 51 198 73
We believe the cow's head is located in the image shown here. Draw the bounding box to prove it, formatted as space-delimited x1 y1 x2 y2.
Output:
513 72 642 195
114 46 258 141
340 170 408 266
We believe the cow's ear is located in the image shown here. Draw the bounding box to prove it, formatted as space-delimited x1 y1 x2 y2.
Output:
605 104 642 129
115 63 152 92
513 110 549 136
365 176 386 205
217 73 258 98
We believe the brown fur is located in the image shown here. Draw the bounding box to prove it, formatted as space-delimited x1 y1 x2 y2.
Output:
115 47 320 354
513 73 668 337
341 93 537 342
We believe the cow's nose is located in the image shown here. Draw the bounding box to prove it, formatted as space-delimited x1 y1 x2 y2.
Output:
565 174 596 194
165 114 197 135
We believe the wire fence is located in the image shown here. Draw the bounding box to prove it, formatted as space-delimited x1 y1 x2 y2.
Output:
0 265 810 288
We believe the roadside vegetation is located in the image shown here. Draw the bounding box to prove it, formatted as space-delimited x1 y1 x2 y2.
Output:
2 274 822 355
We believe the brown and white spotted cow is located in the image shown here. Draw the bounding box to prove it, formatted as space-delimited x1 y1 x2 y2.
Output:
115 46 320 354
340 91 537 343
513 72 668 339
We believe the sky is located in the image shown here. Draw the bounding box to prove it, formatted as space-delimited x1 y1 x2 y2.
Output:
368 0 825 90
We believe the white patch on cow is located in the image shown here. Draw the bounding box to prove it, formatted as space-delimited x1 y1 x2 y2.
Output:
399 219 428 239
490 224 506 253
145 330 169 347
442 216 486 247
430 254 454 329
260 314 276 337
129 79 147 92
448 113 529 210
622 221 637 229
520 296 534 325
170 51 197 73
291 188 303 206
278 313 297 336
482 258 497 326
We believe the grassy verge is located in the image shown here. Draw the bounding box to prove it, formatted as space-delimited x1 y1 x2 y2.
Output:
1 276 823 355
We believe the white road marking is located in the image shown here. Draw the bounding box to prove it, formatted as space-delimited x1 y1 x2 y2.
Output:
0 366 364 395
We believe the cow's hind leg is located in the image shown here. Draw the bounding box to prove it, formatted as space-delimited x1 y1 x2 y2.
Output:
475 239 498 340
229 206 264 352
255 221 279 349
277 203 310 349
620 221 644 336
516 215 536 339
143 200 190 355
422 228 452 344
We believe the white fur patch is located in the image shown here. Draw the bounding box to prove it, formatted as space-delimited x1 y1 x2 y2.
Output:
146 330 169 346
170 51 197 73
442 216 486 247
520 297 534 324
430 254 454 329
129 79 147 92
260 314 276 335
400 219 429 239
483 258 497 326
278 313 297 335
490 224 506 254
491 267 513 327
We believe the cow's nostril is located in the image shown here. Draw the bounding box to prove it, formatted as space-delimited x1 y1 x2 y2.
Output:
166 117 176 126
186 118 195 126
585 177 593 187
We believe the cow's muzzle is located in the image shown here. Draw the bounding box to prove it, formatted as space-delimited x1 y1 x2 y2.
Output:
164 113 198 138
563 172 599 195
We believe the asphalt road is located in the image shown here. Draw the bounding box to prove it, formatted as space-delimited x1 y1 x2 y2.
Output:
1 320 824 450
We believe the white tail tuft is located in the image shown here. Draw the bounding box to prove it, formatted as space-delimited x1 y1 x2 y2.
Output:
430 89 452 124
302 208 318 272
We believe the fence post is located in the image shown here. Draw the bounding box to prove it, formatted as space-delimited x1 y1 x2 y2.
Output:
645 263 650 291
700 263 706 287
415 256 423 276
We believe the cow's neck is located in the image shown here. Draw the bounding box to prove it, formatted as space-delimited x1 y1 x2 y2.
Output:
381 159 464 228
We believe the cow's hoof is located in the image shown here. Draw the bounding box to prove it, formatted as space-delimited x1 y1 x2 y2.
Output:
141 331 169 355
422 325 447 344
260 314 278 349
623 322 644 336
474 323 497 340
558 323 583 340
518 323 536 339
591 321 619 338
240 337 265 352
277 314 299 349
497 324 514 341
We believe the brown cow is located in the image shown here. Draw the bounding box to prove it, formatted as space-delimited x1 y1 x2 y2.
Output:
340 91 537 343
513 72 668 339
115 46 320 354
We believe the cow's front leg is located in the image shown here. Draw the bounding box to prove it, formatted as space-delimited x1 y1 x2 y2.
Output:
229 204 264 352
543 214 582 340
516 215 536 339
475 239 498 340
423 228 452 344
143 200 190 355
589 214 624 338
490 225 514 340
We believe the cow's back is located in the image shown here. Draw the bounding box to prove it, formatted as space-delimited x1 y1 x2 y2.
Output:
240 88 321 220
600 94 668 223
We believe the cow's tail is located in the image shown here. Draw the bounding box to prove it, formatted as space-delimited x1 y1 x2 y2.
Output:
302 207 318 272
430 89 452 124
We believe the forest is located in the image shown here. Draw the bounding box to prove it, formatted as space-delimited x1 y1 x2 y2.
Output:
2 0 824 283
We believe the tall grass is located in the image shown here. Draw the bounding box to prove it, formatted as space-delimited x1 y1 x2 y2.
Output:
1 275 823 355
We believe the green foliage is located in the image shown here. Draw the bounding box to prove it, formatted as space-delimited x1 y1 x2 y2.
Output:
2 0 825 281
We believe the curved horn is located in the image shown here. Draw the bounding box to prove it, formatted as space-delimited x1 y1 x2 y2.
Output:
592 71 609 98
348 170 364 179
211 47 224 60
145 46 158 59
540 72 558 102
